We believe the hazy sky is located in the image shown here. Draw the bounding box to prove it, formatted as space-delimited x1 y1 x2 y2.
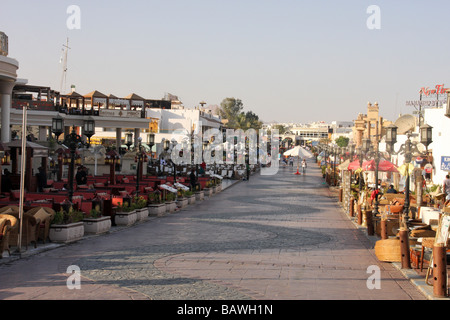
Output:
2 0 449 124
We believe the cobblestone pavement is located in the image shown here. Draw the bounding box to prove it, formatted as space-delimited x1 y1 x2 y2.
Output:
0 160 427 300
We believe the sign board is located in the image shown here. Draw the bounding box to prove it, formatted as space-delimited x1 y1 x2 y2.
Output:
99 109 141 118
441 156 450 171
435 214 450 245
0 32 8 56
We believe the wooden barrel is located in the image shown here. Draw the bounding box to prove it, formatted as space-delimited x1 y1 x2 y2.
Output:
374 239 402 262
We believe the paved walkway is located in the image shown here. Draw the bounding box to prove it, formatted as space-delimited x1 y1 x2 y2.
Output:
0 161 432 300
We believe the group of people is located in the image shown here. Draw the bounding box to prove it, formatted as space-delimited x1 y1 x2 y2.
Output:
281 156 308 173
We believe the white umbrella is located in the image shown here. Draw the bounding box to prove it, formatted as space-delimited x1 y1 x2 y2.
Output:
283 146 313 175
283 146 313 158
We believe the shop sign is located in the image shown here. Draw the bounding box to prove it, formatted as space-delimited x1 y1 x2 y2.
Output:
441 156 450 171
99 109 141 118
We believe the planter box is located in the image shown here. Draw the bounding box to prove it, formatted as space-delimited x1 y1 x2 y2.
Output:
115 210 137 226
83 216 111 235
166 201 176 213
176 198 188 209
135 208 148 221
49 222 84 243
187 195 196 205
195 191 204 201
148 203 166 217
203 188 212 197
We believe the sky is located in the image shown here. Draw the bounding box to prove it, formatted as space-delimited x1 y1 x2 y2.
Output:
2 0 450 124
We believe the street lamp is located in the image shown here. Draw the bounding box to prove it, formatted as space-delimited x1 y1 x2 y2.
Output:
52 118 95 202
362 138 382 215
135 136 148 198
385 124 433 220
125 132 133 150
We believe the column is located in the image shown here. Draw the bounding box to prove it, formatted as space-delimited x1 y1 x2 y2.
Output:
0 81 15 143
116 128 122 152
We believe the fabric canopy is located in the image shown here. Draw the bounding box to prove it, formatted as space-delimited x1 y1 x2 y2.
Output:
283 146 313 158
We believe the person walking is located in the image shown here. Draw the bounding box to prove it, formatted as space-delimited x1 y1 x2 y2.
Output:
301 158 307 174
443 174 450 206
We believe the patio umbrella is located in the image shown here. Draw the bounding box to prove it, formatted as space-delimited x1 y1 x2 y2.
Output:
378 160 398 172
283 145 313 158
348 159 363 171
283 146 313 175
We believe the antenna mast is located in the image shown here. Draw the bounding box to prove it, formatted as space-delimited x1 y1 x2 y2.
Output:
60 38 70 93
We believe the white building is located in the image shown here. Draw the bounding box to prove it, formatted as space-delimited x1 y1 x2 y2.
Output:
424 105 450 185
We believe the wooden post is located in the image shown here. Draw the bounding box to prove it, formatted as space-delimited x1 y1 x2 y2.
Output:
433 244 448 298
399 228 411 269
357 204 362 224
380 219 388 239
366 210 374 236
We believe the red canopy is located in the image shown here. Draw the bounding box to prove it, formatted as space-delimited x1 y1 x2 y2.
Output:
348 159 398 172
348 160 362 170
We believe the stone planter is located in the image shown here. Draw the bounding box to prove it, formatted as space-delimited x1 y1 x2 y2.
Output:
176 198 188 209
166 200 177 213
187 195 196 205
203 188 212 197
195 191 204 201
135 208 148 221
148 203 166 217
115 210 137 226
49 222 84 243
83 216 111 235
212 186 217 194
216 184 222 192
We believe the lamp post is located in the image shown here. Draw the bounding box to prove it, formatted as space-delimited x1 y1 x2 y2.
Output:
52 118 94 202
105 150 120 185
135 136 148 198
125 132 133 150
385 124 433 220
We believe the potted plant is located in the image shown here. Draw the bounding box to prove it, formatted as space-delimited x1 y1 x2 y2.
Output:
165 191 177 213
83 204 111 235
203 180 212 197
185 190 196 205
148 190 166 216
49 207 85 243
115 201 137 226
176 189 188 209
133 195 149 221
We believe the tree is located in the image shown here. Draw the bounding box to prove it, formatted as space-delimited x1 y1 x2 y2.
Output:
272 124 287 134
335 136 349 148
219 98 243 129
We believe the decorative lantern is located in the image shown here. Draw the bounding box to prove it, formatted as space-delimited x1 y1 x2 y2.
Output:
362 138 371 154
419 123 433 148
51 117 64 139
83 119 95 139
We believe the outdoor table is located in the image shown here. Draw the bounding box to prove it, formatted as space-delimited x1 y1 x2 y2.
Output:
421 207 441 225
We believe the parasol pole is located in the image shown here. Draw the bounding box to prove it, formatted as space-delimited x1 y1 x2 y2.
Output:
295 155 301 175
16 104 27 256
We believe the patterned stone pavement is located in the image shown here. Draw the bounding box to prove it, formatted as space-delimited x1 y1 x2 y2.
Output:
0 160 428 300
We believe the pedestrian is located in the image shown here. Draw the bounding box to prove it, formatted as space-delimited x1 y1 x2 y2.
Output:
190 169 200 191
246 163 250 181
289 156 294 167
2 168 12 192
36 167 47 192
443 174 450 206
301 159 307 174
